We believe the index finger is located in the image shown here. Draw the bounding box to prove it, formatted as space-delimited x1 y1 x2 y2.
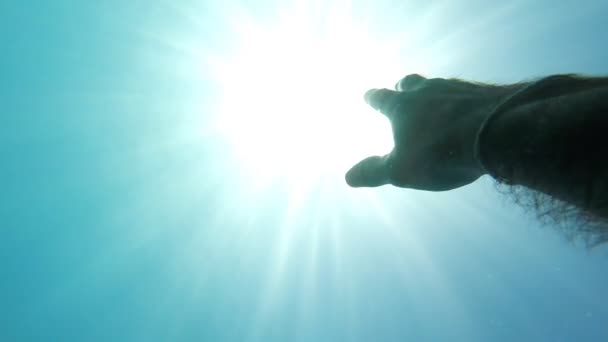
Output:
364 88 403 119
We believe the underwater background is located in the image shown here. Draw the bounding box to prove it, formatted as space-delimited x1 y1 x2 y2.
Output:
2 0 608 341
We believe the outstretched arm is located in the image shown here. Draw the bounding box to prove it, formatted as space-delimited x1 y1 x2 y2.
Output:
346 74 608 221
476 74 608 220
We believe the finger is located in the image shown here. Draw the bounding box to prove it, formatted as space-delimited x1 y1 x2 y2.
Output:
395 73 426 91
345 155 392 188
364 88 402 119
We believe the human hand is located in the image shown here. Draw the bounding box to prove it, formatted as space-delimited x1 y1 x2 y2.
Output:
345 74 510 191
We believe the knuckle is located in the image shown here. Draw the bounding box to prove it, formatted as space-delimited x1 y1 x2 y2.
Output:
423 78 447 88
397 74 426 91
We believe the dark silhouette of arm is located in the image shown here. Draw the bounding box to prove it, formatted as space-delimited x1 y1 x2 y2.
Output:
347 74 608 223
476 74 608 220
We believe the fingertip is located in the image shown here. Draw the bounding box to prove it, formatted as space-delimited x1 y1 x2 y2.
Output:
345 156 391 188
363 88 394 112
345 166 361 187
363 89 378 105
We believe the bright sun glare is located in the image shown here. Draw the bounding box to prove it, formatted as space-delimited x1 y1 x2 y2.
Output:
212 5 409 186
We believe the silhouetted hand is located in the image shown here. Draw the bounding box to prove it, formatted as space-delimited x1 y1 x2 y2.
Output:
346 74 510 191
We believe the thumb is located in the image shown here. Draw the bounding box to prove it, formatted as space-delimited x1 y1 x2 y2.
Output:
345 155 392 188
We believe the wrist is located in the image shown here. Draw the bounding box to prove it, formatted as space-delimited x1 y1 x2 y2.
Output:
467 86 523 178
474 82 537 182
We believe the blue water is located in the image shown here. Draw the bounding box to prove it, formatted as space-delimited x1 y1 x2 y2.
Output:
2 0 608 341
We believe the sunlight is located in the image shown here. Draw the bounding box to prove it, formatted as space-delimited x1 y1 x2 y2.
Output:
212 5 413 187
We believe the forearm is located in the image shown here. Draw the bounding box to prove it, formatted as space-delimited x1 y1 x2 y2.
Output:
476 74 608 218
